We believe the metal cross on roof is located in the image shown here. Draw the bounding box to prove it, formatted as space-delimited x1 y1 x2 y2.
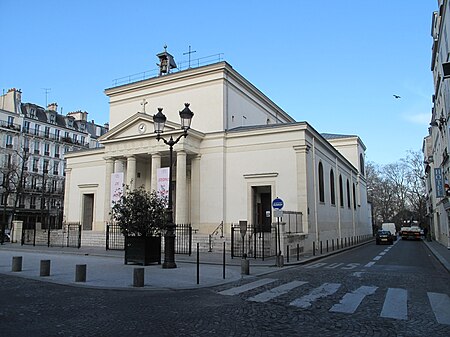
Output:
141 99 148 113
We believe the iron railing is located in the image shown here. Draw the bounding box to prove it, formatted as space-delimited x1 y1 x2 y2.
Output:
106 223 125 250
231 223 277 260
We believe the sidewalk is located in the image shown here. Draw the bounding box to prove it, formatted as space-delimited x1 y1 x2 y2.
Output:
423 239 450 273
0 243 287 290
1 239 447 290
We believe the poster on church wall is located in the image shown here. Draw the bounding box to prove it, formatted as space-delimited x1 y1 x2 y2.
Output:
157 167 170 205
111 172 124 206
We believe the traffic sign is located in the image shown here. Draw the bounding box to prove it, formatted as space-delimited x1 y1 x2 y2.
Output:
272 198 284 209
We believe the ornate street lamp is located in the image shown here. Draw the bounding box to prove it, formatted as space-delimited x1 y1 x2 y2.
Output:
153 103 194 269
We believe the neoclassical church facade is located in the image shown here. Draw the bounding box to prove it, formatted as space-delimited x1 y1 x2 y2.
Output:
64 50 371 248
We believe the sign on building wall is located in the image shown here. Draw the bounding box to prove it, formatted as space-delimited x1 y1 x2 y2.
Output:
111 172 124 206
157 167 170 204
434 168 444 198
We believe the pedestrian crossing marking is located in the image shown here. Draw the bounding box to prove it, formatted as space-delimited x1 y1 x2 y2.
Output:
218 278 276 296
381 288 408 320
428 292 450 325
248 281 308 303
217 279 450 325
329 286 378 314
290 283 341 309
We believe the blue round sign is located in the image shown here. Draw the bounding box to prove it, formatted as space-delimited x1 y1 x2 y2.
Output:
272 198 284 209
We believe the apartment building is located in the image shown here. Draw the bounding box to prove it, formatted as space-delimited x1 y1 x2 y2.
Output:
424 0 450 248
0 88 108 231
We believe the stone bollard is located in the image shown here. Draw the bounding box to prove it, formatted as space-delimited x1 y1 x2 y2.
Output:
241 257 250 275
75 264 87 282
276 255 284 267
133 268 145 287
12 256 23 272
40 260 51 277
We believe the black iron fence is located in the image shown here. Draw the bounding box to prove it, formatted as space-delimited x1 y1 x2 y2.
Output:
106 223 192 255
106 223 125 250
21 223 81 248
66 224 81 248
231 223 277 260
175 223 192 256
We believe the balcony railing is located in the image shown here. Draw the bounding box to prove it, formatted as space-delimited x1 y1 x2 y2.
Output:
0 120 21 131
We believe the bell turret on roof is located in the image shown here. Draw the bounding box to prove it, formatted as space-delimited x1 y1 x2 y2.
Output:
156 45 177 76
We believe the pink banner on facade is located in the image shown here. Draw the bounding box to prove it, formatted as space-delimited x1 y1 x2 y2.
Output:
157 167 169 205
111 172 124 206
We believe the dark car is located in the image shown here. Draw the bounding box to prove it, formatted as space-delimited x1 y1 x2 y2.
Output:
376 230 393 245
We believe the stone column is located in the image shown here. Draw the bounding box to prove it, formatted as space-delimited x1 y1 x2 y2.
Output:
293 145 310 234
151 152 161 192
190 155 201 228
104 157 115 222
126 155 136 190
175 150 187 224
64 168 72 221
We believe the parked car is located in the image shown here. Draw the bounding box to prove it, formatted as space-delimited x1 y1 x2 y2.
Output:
376 230 393 245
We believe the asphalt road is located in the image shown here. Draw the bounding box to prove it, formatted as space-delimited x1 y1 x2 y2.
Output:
1 239 449 336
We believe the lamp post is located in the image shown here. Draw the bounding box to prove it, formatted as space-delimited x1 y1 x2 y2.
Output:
153 103 194 269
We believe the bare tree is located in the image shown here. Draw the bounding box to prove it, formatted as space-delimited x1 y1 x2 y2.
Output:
365 149 427 232
0 147 29 243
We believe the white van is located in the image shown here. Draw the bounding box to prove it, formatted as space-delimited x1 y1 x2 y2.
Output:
382 223 397 240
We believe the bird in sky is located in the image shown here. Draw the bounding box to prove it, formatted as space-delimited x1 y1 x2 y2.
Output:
393 94 401 99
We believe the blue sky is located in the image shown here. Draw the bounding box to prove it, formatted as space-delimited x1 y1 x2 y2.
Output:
0 0 436 165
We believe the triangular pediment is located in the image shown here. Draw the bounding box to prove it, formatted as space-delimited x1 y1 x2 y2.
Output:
99 112 180 143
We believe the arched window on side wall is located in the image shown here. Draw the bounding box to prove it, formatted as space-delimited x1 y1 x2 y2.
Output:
352 183 357 209
330 169 335 205
360 154 365 176
346 179 351 208
318 162 325 203
339 175 344 207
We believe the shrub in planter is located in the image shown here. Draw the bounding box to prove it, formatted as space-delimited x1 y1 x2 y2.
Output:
111 186 166 265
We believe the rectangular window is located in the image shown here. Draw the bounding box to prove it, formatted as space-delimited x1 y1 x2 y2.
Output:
6 135 13 148
34 140 40 154
23 121 30 133
80 136 85 145
7 116 14 126
54 129 60 140
44 126 50 138
31 176 38 189
1 194 7 206
49 114 55 123
53 161 59 175
33 158 39 172
30 196 36 209
43 160 49 173
34 124 40 136
55 144 60 158
44 143 50 155
73 134 78 143
52 180 58 192
18 195 25 208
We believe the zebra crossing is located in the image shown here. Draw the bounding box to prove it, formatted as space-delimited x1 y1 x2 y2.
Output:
218 278 450 325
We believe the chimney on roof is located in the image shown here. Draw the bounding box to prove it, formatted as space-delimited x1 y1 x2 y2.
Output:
47 102 58 111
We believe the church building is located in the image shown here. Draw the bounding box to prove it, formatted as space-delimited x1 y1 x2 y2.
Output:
64 48 371 251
